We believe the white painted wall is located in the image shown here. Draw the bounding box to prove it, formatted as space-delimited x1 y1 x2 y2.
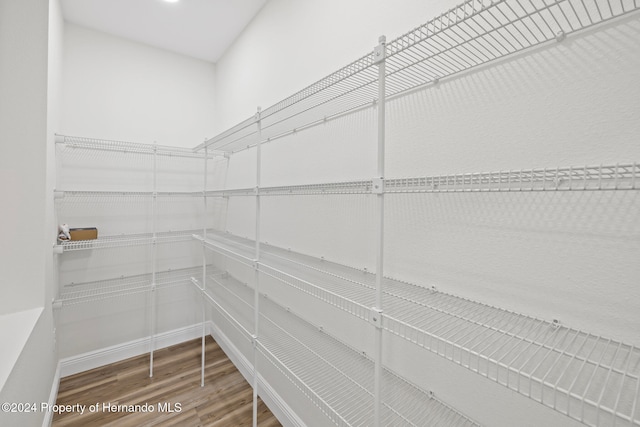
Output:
0 0 61 424
210 1 640 425
214 0 456 132
61 23 217 148
0 0 49 315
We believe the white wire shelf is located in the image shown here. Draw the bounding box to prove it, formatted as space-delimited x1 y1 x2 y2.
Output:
200 163 638 199
385 163 640 193
204 181 374 198
194 274 354 425
55 229 204 252
199 0 640 153
202 230 640 427
202 269 479 427
258 180 374 196
56 134 220 159
54 190 206 200
194 115 259 153
384 0 639 99
198 53 378 153
204 188 256 198
55 265 205 306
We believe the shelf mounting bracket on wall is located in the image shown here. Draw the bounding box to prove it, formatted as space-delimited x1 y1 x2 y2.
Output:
372 177 384 194
370 307 383 329
373 36 386 64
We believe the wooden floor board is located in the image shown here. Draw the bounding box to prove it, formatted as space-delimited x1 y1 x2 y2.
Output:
53 336 281 427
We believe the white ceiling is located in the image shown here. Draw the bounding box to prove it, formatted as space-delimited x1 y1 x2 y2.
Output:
60 0 267 63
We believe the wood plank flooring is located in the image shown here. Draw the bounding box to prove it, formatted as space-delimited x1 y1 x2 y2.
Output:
53 337 281 427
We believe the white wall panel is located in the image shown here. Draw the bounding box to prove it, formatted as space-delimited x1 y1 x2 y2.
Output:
61 24 216 147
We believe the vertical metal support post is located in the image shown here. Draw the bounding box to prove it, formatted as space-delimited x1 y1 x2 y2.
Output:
373 35 386 427
201 144 208 387
252 107 262 427
150 143 158 378
200 286 205 387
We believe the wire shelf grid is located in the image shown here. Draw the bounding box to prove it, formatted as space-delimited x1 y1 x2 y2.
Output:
205 188 256 198
196 234 256 269
56 265 206 306
258 180 374 196
202 230 376 309
260 302 377 426
202 230 640 427
200 54 378 152
385 0 640 98
206 266 479 426
201 162 638 199
56 134 218 159
204 273 256 336
259 263 371 321
256 343 351 426
57 229 203 252
200 271 354 425
55 190 206 201
195 115 258 152
192 277 255 345
385 163 640 193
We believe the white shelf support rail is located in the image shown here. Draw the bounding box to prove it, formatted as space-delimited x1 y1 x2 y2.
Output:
149 142 158 378
373 34 387 427
201 144 209 388
253 107 263 427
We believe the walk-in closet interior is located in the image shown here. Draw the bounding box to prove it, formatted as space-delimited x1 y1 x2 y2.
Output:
1 0 639 426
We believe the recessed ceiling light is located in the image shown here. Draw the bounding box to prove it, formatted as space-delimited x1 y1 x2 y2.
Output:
163 0 180 3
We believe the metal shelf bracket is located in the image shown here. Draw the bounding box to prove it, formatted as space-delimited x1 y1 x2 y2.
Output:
372 177 384 194
373 35 386 64
370 307 383 329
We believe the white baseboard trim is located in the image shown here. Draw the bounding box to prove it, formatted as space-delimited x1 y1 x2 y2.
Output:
59 323 203 378
42 362 61 427
257 372 305 427
206 320 253 383
50 322 300 427
207 320 304 427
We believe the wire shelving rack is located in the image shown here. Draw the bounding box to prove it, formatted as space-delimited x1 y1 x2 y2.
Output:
52 0 640 425
195 2 640 420
56 134 220 159
201 162 639 198
197 268 480 427
56 266 205 306
54 229 202 252
54 135 215 380
197 229 640 427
